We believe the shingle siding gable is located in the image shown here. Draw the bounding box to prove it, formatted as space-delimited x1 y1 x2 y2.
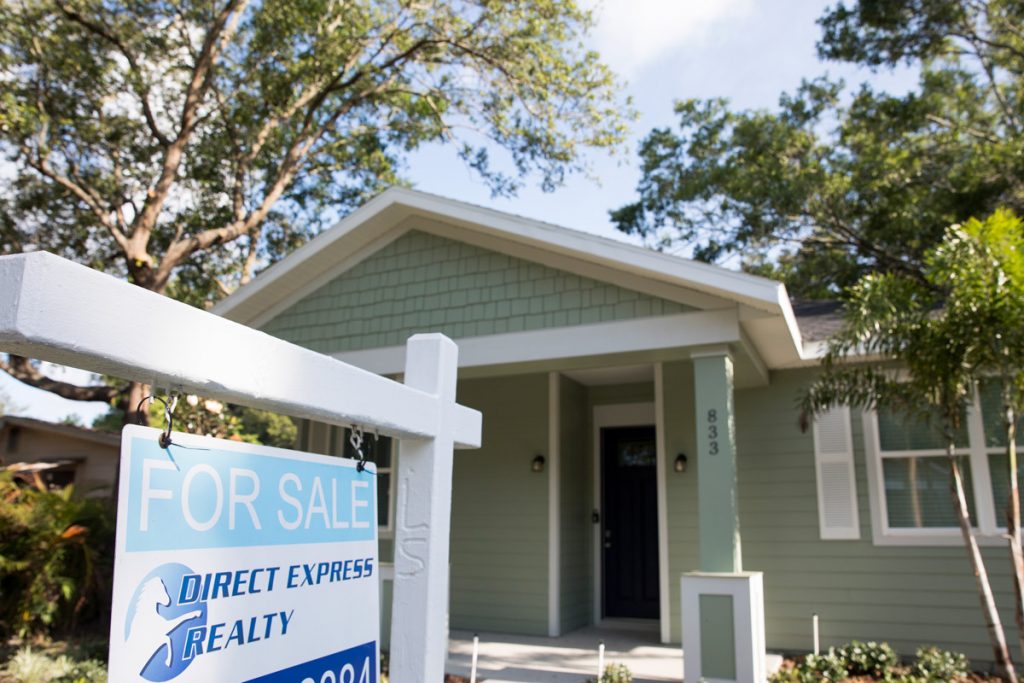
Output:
262 230 692 353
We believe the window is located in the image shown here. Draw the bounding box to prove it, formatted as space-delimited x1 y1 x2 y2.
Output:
864 389 1009 545
339 428 394 534
881 455 975 528
980 381 1024 526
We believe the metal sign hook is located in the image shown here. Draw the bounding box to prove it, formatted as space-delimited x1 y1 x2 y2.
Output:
136 393 178 448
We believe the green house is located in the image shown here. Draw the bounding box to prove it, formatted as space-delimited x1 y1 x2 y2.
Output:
215 188 1020 676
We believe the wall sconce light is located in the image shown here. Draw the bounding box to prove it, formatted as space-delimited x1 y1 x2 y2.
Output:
674 453 688 473
532 455 546 473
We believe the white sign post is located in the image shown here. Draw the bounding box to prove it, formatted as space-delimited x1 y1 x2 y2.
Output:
0 252 483 683
390 335 458 680
110 426 380 682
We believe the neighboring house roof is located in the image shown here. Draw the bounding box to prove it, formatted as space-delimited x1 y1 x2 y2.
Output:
0 415 121 447
214 187 817 368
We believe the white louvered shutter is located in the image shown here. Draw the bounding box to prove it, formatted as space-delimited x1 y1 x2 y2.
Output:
813 406 860 540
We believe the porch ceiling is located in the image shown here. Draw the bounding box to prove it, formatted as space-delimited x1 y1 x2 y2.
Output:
562 364 653 386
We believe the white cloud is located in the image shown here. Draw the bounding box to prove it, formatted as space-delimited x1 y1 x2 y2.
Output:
583 0 755 78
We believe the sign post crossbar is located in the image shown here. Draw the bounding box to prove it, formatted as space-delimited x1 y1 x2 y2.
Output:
0 251 482 683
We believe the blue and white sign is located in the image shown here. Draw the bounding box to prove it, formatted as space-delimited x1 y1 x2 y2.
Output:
110 425 380 682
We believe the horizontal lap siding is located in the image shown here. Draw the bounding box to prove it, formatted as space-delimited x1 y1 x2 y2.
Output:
737 368 1018 664
450 375 550 635
261 229 691 354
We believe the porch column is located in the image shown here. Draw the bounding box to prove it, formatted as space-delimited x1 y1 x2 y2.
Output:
682 351 765 683
692 352 740 573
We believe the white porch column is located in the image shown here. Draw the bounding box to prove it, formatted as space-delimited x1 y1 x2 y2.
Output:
683 351 765 683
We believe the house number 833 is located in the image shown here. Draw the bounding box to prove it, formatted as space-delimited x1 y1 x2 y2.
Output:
706 409 719 456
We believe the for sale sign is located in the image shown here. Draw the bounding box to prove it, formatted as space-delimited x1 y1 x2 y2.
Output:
109 425 380 682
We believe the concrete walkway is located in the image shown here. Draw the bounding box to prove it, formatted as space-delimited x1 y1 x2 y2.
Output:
446 622 683 683
447 623 786 683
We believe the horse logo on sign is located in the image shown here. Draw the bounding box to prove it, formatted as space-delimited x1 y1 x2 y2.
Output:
124 563 207 681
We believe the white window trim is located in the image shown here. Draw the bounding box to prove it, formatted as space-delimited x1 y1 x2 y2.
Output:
862 394 1002 546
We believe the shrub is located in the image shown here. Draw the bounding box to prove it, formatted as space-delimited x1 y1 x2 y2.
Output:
769 652 848 683
912 646 969 682
769 641 895 682
1 646 108 682
834 641 897 679
769 642 974 683
0 472 115 637
584 662 633 683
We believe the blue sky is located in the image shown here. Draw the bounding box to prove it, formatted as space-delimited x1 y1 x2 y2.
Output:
0 0 917 424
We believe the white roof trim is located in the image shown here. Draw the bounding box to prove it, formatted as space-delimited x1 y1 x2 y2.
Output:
213 187 807 365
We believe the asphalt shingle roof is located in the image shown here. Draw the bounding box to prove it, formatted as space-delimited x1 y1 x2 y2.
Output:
791 299 845 342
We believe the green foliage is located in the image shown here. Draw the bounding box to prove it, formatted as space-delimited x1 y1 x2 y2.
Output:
835 641 898 679
0 0 629 302
0 473 114 638
912 646 969 682
237 406 298 449
802 210 1024 677
803 209 1024 435
92 395 296 448
1 646 108 683
770 652 849 683
584 662 633 683
769 642 970 683
930 210 1024 427
613 0 1024 298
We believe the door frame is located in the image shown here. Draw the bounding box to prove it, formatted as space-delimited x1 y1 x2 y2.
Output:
592 392 668 640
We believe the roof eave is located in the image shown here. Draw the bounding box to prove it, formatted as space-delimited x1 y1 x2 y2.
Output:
213 187 806 364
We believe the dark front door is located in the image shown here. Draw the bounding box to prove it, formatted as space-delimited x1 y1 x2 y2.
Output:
602 425 659 619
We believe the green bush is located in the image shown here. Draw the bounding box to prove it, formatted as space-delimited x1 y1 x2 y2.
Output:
768 641 973 683
834 641 897 679
584 662 633 683
0 472 115 637
770 652 848 683
912 646 969 682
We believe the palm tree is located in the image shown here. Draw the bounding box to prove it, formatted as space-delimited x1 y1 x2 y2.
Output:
801 217 1018 681
934 210 1024 663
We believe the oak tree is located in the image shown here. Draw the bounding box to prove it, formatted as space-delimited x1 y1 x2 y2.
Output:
0 0 629 418
613 0 1023 298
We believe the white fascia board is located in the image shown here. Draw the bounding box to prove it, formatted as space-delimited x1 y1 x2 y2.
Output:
331 309 741 375
215 187 791 322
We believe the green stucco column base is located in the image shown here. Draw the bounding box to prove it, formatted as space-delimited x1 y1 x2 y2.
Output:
681 572 766 683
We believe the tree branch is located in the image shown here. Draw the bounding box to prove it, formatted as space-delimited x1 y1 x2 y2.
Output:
0 355 122 403
128 0 249 268
149 35 437 289
925 113 1002 144
24 144 131 254
54 0 172 147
